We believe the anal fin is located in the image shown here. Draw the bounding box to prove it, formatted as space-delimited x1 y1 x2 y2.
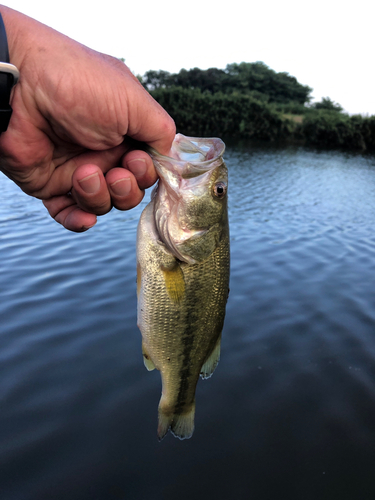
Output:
142 342 155 371
200 334 221 379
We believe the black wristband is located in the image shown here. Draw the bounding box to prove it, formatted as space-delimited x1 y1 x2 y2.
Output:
0 12 19 133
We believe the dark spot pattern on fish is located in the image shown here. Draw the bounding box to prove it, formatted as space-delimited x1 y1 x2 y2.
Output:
174 298 199 415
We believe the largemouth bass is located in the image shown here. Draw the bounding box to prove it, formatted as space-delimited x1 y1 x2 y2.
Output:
136 134 229 440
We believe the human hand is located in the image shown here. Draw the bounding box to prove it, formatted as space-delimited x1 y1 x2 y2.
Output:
0 6 175 232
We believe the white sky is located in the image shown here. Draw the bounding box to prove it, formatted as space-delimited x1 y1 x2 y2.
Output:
3 0 374 115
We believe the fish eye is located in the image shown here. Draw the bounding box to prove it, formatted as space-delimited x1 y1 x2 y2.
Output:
213 182 227 199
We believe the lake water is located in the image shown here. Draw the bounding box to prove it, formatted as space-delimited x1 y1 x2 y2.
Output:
1 144 375 500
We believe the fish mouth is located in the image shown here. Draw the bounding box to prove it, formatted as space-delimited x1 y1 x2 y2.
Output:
149 134 225 165
148 134 225 193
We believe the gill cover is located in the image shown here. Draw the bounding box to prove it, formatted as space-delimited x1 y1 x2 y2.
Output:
149 134 228 265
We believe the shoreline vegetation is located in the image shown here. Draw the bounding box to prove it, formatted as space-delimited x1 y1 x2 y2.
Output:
138 62 375 151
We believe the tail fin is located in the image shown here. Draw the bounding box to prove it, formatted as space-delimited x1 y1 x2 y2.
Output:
157 401 195 441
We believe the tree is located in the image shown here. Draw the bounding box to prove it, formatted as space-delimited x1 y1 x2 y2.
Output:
140 62 312 104
141 70 172 90
311 97 343 112
224 62 312 104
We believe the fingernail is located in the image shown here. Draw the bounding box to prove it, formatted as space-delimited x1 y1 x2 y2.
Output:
127 158 147 179
82 223 96 231
78 173 101 194
110 178 131 197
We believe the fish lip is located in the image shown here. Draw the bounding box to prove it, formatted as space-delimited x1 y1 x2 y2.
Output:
149 135 226 197
148 134 225 170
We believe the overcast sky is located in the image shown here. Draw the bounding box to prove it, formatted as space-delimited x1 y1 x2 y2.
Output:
4 0 374 115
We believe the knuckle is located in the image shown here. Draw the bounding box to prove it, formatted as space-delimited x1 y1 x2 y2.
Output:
81 199 111 216
113 190 144 211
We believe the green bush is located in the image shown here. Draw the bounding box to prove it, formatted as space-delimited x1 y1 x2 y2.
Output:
150 87 289 141
360 116 375 151
300 111 366 150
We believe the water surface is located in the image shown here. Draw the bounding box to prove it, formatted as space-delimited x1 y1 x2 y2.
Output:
1 145 375 500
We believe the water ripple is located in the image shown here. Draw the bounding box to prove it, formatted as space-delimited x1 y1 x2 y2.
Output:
2 148 375 499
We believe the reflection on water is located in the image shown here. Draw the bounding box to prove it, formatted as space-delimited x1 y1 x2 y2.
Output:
1 145 375 499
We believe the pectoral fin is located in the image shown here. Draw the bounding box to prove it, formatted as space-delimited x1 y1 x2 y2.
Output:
162 262 185 304
200 334 221 379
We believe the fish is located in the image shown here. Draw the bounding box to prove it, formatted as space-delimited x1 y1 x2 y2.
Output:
136 134 230 440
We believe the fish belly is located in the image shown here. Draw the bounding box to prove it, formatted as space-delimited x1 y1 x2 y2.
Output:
137 202 229 440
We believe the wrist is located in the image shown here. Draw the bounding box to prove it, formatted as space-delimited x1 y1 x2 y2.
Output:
0 6 19 132
0 6 30 69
